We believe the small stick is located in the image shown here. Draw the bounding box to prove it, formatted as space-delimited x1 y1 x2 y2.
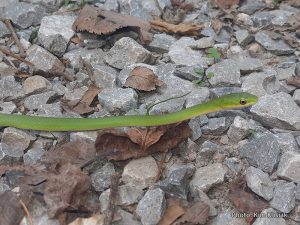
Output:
0 47 33 66
4 55 18 69
19 199 34 225
155 151 167 182
104 172 121 225
1 18 26 56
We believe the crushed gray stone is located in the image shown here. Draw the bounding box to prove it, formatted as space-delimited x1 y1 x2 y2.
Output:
93 65 119 89
38 15 75 57
121 156 158 189
205 59 241 87
26 44 65 74
98 88 138 113
2 127 35 151
210 211 247 225
99 184 144 212
169 37 209 67
241 70 280 97
246 166 273 200
201 117 229 135
90 162 115 192
270 181 295 213
0 76 25 100
0 101 17 114
1 1 46 28
136 188 166 225
274 133 299 153
250 92 300 130
190 163 227 192
277 151 300 182
157 163 195 199
235 29 254 46
252 208 287 225
23 147 46 165
239 133 281 173
227 116 251 142
104 37 154 69
63 48 106 70
24 75 52 95
149 33 176 53
24 91 58 111
255 31 294 55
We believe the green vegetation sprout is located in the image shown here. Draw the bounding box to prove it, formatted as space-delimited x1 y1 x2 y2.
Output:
192 68 214 87
207 47 221 63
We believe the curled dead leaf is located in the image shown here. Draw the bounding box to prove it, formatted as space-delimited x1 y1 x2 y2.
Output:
210 0 240 9
211 19 224 34
43 141 96 168
72 5 153 44
228 177 269 224
150 18 203 36
44 164 91 218
282 33 300 49
174 202 210 225
0 191 25 225
287 14 300 30
124 67 163 91
0 141 98 224
62 85 100 115
68 214 105 225
287 76 300 88
158 198 185 225
95 122 191 161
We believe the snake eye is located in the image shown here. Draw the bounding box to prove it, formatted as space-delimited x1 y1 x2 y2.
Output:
240 98 247 105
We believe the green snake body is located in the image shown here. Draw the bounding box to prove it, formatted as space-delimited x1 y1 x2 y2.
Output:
0 92 258 131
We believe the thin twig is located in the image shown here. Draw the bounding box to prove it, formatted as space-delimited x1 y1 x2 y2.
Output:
146 91 191 115
155 151 167 182
19 199 34 225
0 47 33 65
4 56 18 69
1 18 26 56
82 59 95 83
104 172 121 225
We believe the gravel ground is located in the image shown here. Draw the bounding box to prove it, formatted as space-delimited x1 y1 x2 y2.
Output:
0 0 300 225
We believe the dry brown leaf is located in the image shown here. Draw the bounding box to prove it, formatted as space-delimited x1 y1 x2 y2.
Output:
62 85 100 115
174 202 210 225
124 67 163 91
0 142 97 224
150 18 203 36
128 126 166 150
228 177 269 224
2 143 95 218
95 121 191 161
43 141 96 167
287 76 300 88
210 0 240 9
211 19 224 34
162 1 194 25
287 14 300 30
286 0 300 7
44 164 91 218
72 5 153 44
158 199 185 225
273 15 300 34
0 191 25 225
171 0 194 10
70 36 82 45
282 33 300 49
68 214 105 225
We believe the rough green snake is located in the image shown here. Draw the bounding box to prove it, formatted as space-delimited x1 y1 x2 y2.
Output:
0 92 258 131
